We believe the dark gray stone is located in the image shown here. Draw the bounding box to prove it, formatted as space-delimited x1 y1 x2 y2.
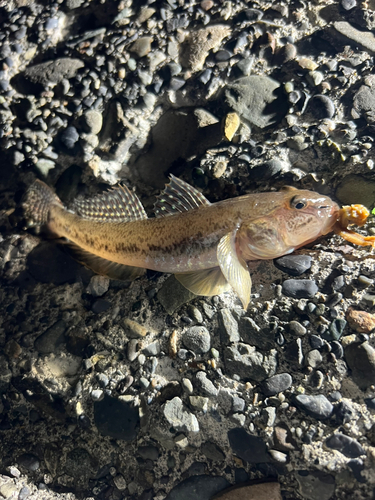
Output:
345 341 375 389
274 255 312 276
165 475 229 500
261 373 293 396
196 371 218 397
295 394 333 420
282 279 318 299
326 433 364 458
61 126 79 149
91 299 111 314
17 454 40 471
239 317 274 350
307 95 335 119
34 320 67 354
94 395 139 441
201 442 225 461
183 326 211 354
138 445 160 461
228 428 270 463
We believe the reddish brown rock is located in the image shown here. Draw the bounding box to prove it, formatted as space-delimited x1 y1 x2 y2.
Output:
212 481 282 500
346 308 375 333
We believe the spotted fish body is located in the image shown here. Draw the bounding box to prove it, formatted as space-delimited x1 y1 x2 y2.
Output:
23 176 341 309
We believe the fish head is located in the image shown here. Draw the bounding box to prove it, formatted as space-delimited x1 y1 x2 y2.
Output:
237 188 340 260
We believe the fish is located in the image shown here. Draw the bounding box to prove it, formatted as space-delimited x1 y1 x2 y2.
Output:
22 175 374 309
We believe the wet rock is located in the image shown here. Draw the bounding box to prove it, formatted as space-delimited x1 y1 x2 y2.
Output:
346 308 375 333
224 343 277 382
34 320 67 354
344 341 375 389
180 25 231 72
183 326 211 354
282 279 318 299
163 397 199 432
224 75 288 129
295 470 335 500
295 394 333 420
261 373 293 396
228 428 270 463
165 475 229 500
274 255 312 276
213 482 282 500
94 394 139 441
325 433 364 458
218 309 240 343
335 174 375 207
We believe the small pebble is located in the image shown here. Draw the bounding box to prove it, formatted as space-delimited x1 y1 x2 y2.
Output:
282 279 318 299
261 373 293 396
295 394 333 420
275 255 312 276
182 326 211 354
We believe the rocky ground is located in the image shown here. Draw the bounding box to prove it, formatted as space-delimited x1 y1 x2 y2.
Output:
1 0 375 499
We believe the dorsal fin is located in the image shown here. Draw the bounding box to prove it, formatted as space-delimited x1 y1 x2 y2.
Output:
154 174 211 217
73 184 147 223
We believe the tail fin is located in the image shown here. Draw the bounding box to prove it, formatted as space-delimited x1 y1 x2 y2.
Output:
22 180 63 227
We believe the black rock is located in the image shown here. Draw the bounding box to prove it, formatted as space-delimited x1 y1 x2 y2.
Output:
326 433 364 458
261 373 293 396
295 394 333 420
94 395 139 441
17 453 40 471
275 255 312 276
282 279 318 299
307 95 335 119
91 299 111 314
165 475 229 500
310 335 324 349
228 428 270 463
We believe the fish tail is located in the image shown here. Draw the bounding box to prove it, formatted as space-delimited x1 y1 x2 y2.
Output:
22 179 63 227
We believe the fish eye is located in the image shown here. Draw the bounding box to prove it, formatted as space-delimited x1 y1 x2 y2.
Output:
290 196 307 210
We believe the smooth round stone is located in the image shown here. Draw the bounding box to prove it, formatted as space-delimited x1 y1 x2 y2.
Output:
307 95 335 119
82 110 103 134
275 43 297 64
326 433 364 458
182 326 211 354
275 255 312 276
129 37 153 58
91 299 111 314
261 373 293 396
215 49 232 61
295 394 333 420
309 335 324 349
305 349 323 368
282 279 318 299
61 125 79 149
341 0 356 9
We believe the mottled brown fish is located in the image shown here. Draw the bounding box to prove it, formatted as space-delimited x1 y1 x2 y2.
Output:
22 176 374 309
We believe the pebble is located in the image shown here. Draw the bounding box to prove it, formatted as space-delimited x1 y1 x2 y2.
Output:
91 299 111 314
330 341 344 359
282 279 318 299
305 349 323 368
34 319 67 354
346 308 375 333
218 308 240 343
87 275 109 297
275 255 312 276
94 394 139 441
307 95 335 119
261 373 293 396
189 395 209 412
274 425 297 452
336 400 354 423
165 475 229 500
326 318 347 340
195 371 218 397
341 0 356 9
227 428 270 463
232 396 245 412
163 397 199 432
295 394 333 420
344 341 375 389
289 321 307 336
129 37 153 58
123 319 148 338
61 126 79 150
182 326 211 354
224 343 277 382
82 110 103 135
127 339 139 362
325 433 364 458
249 159 285 181
143 340 161 356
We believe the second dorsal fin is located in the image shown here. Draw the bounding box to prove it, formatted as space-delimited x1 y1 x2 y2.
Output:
73 184 147 223
154 174 211 217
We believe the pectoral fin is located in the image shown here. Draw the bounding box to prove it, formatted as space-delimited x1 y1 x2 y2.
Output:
175 267 231 296
217 231 252 309
62 243 146 281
